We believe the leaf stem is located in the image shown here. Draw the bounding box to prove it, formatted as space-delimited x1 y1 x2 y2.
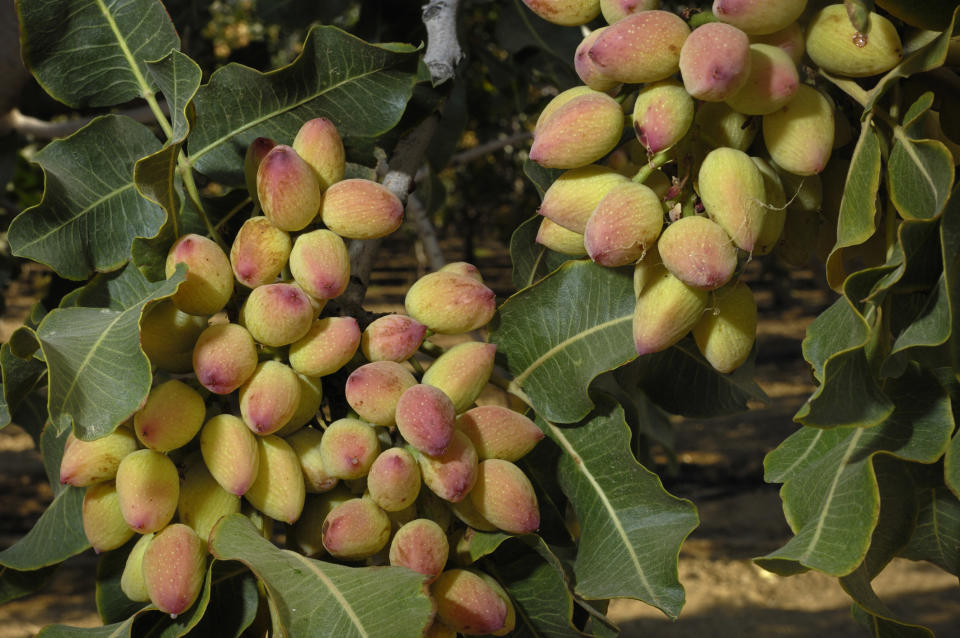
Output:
178 161 227 251
214 196 253 232
632 151 670 184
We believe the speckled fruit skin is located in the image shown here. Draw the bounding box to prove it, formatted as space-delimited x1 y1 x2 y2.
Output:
586 11 691 84
165 233 234 316
421 341 497 414
694 102 758 151
456 405 544 462
244 434 306 524
139 300 208 373
433 569 510 635
698 147 767 252
120 533 153 602
288 316 361 377
539 165 629 233
192 323 258 395
536 217 587 256
200 414 260 496
584 181 664 267
680 22 751 101
82 481 135 553
288 229 351 301
318 418 380 480
469 459 540 535
395 384 457 457
712 0 807 35
367 447 422 511
256 144 322 231
806 5 902 78
600 0 659 24
142 523 207 617
321 497 391 560
292 117 345 191
751 22 805 65
285 427 339 493
345 361 417 427
239 361 302 436
404 271 496 335
632 80 694 153
657 215 738 291
320 178 404 239
724 43 799 116
763 84 835 176
115 449 180 534
416 430 479 503
633 263 708 355
361 314 427 362
177 456 240 542
529 90 624 169
60 426 137 487
574 29 621 92
240 282 314 347
520 0 601 26
229 216 291 289
693 281 758 373
133 378 206 452
389 518 449 583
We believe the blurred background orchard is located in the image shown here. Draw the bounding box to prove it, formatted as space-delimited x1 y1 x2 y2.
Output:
0 0 958 636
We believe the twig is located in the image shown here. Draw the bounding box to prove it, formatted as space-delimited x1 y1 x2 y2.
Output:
0 104 166 139
448 131 532 166
422 0 463 85
406 193 446 271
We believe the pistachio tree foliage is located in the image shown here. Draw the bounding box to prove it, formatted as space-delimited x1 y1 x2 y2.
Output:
0 0 959 636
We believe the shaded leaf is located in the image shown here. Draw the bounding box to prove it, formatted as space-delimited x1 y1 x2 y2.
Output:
185 563 259 638
0 486 88 570
39 421 72 496
888 130 954 221
0 565 57 605
510 214 577 291
14 264 185 440
96 538 146 624
492 261 635 423
882 275 951 376
208 514 434 638
900 487 960 575
17 0 179 108
37 618 136 638
452 530 512 565
758 369 953 576
187 26 418 186
8 116 166 280
523 159 565 199
538 397 698 618
941 185 960 382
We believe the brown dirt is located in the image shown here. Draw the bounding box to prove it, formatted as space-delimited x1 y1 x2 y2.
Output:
1 238 957 637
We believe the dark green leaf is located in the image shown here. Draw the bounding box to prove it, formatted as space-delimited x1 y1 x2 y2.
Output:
523 159 565 200
492 261 635 423
17 0 178 108
40 421 72 496
510 214 578 291
208 514 435 637
539 397 698 619
187 26 418 186
941 185 960 382
0 565 57 604
38 617 135 637
900 487 960 575
8 116 166 280
185 563 259 638
0 486 88 570
888 132 954 221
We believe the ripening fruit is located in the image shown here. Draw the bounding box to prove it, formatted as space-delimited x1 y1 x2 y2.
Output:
292 117 346 191
693 281 758 373
241 282 315 347
139 300 208 373
529 90 624 169
440 262 484 282
288 316 362 377
449 497 498 532
632 242 662 298
290 487 352 556
395 384 457 457
632 80 694 153
133 379 206 452
405 271 496 335
698 147 768 251
288 229 350 301
806 5 902 78
120 532 154 602
321 497 392 561
257 144 322 231
319 418 380 480
433 569 512 636
244 435 306 524
142 523 207 617
520 0 601 26
724 44 799 116
751 157 788 255
416 430 479 503
178 456 241 542
389 519 449 584
421 341 497 414
165 233 234 316
286 427 339 493
244 137 276 208
470 459 540 535
229 216 291 289
345 361 418 427
276 373 324 436
539 165 629 233
320 179 404 239
456 406 544 462
657 216 738 290
583 181 664 268
694 102 759 151
712 0 807 35
192 323 258 395
586 11 691 85
60 426 138 487
200 414 260 496
115 449 180 534
679 22 752 101
238 361 301 436
536 217 588 256
82 481 135 553
574 29 621 93
367 447 422 511
751 22 805 65
361 314 427 363
633 264 708 355
763 84 835 176
600 0 659 23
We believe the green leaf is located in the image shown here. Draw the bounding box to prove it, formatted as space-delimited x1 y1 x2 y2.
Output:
8 115 166 280
96 539 146 624
0 486 88 570
882 275 951 376
888 131 955 221
941 185 960 381
452 530 513 565
17 0 178 108
208 514 435 637
492 261 636 424
758 369 953 576
185 563 259 638
900 486 960 575
538 397 698 619
38 619 135 637
615 337 767 419
825 120 881 291
17 264 185 440
0 565 58 605
187 26 418 186
510 214 577 290
523 159 565 199
945 427 960 498
40 421 72 496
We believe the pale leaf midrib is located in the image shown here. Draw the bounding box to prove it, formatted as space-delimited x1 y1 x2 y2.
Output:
287 552 368 638
94 0 154 98
894 127 943 202
770 430 825 483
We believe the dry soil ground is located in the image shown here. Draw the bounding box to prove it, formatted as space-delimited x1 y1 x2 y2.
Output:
0 239 957 637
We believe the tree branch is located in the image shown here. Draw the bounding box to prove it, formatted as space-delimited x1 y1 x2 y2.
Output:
422 0 463 85
0 104 167 140
449 130 532 166
407 193 447 271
